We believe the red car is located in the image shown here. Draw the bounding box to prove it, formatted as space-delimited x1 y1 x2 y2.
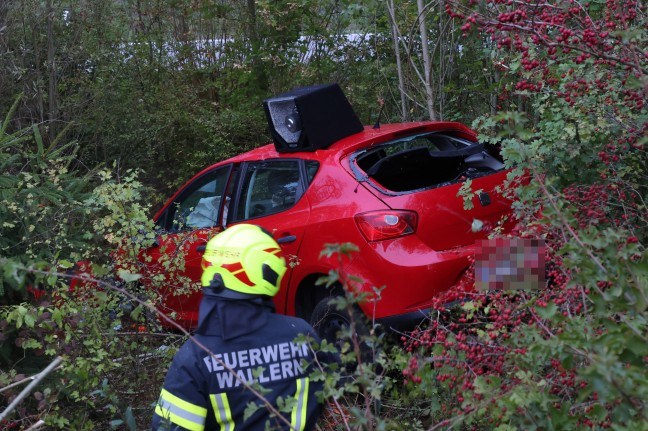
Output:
127 85 513 340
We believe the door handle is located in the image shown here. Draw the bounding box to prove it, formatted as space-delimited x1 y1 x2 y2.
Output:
277 235 297 244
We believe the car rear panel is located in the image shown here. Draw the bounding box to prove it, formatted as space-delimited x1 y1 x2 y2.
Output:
343 235 474 319
374 170 513 251
334 125 514 322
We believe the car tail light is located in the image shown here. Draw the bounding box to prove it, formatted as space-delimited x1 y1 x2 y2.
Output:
354 210 418 241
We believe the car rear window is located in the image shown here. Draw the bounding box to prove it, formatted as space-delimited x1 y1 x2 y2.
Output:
352 132 505 193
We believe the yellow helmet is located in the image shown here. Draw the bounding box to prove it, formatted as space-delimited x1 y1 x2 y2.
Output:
201 224 286 298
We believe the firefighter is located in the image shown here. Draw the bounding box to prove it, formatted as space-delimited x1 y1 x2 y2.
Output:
152 224 325 431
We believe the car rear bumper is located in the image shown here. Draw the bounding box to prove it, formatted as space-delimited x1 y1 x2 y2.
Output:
375 308 432 332
375 297 467 332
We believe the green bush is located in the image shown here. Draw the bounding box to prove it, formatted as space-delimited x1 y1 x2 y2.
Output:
0 95 93 305
0 97 174 428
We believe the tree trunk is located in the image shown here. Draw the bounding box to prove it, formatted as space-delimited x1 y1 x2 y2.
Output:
491 67 500 116
417 0 437 121
387 0 408 121
437 0 446 120
246 0 267 94
46 0 57 143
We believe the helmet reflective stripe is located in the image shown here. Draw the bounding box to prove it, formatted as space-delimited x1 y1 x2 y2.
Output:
201 224 287 297
210 393 235 431
221 262 255 287
263 247 284 258
291 377 309 431
155 388 207 431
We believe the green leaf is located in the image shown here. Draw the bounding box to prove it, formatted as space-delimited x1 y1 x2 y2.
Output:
117 270 142 283
243 401 261 421
124 406 137 431
130 305 142 321
58 260 74 269
52 308 63 327
1 94 22 135
24 312 36 328
94 290 109 303
22 338 42 349
535 302 558 319
32 125 44 157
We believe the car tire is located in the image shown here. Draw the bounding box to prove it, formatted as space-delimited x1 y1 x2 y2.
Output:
310 297 369 347
311 297 386 374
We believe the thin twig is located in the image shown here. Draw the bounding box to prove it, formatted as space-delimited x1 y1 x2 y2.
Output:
0 365 58 394
24 420 46 431
0 356 64 422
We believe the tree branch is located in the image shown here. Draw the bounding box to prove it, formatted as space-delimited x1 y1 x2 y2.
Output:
0 356 64 422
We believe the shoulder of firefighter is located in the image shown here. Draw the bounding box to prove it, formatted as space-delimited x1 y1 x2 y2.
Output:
152 314 327 431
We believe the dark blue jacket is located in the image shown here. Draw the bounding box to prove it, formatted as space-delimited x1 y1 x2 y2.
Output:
152 293 324 431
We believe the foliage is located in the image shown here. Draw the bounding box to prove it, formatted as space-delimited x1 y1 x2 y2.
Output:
384 0 497 122
0 95 92 304
0 96 173 428
0 0 512 197
384 0 648 429
0 159 177 428
0 290 180 429
310 242 403 431
0 0 392 198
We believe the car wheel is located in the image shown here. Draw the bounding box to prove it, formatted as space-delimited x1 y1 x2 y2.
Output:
311 297 386 374
310 297 369 347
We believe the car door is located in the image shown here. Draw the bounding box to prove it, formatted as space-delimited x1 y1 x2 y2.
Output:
142 164 236 328
226 159 315 315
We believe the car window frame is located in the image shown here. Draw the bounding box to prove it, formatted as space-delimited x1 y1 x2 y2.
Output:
156 164 234 233
348 132 504 196
227 159 317 224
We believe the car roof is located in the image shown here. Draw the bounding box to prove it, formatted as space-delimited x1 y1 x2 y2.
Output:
225 121 476 164
157 121 476 220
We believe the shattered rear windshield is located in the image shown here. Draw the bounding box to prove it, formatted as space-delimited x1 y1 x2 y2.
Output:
351 132 505 193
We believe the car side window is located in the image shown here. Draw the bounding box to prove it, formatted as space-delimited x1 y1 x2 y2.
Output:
305 160 319 184
234 160 302 221
162 166 231 233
